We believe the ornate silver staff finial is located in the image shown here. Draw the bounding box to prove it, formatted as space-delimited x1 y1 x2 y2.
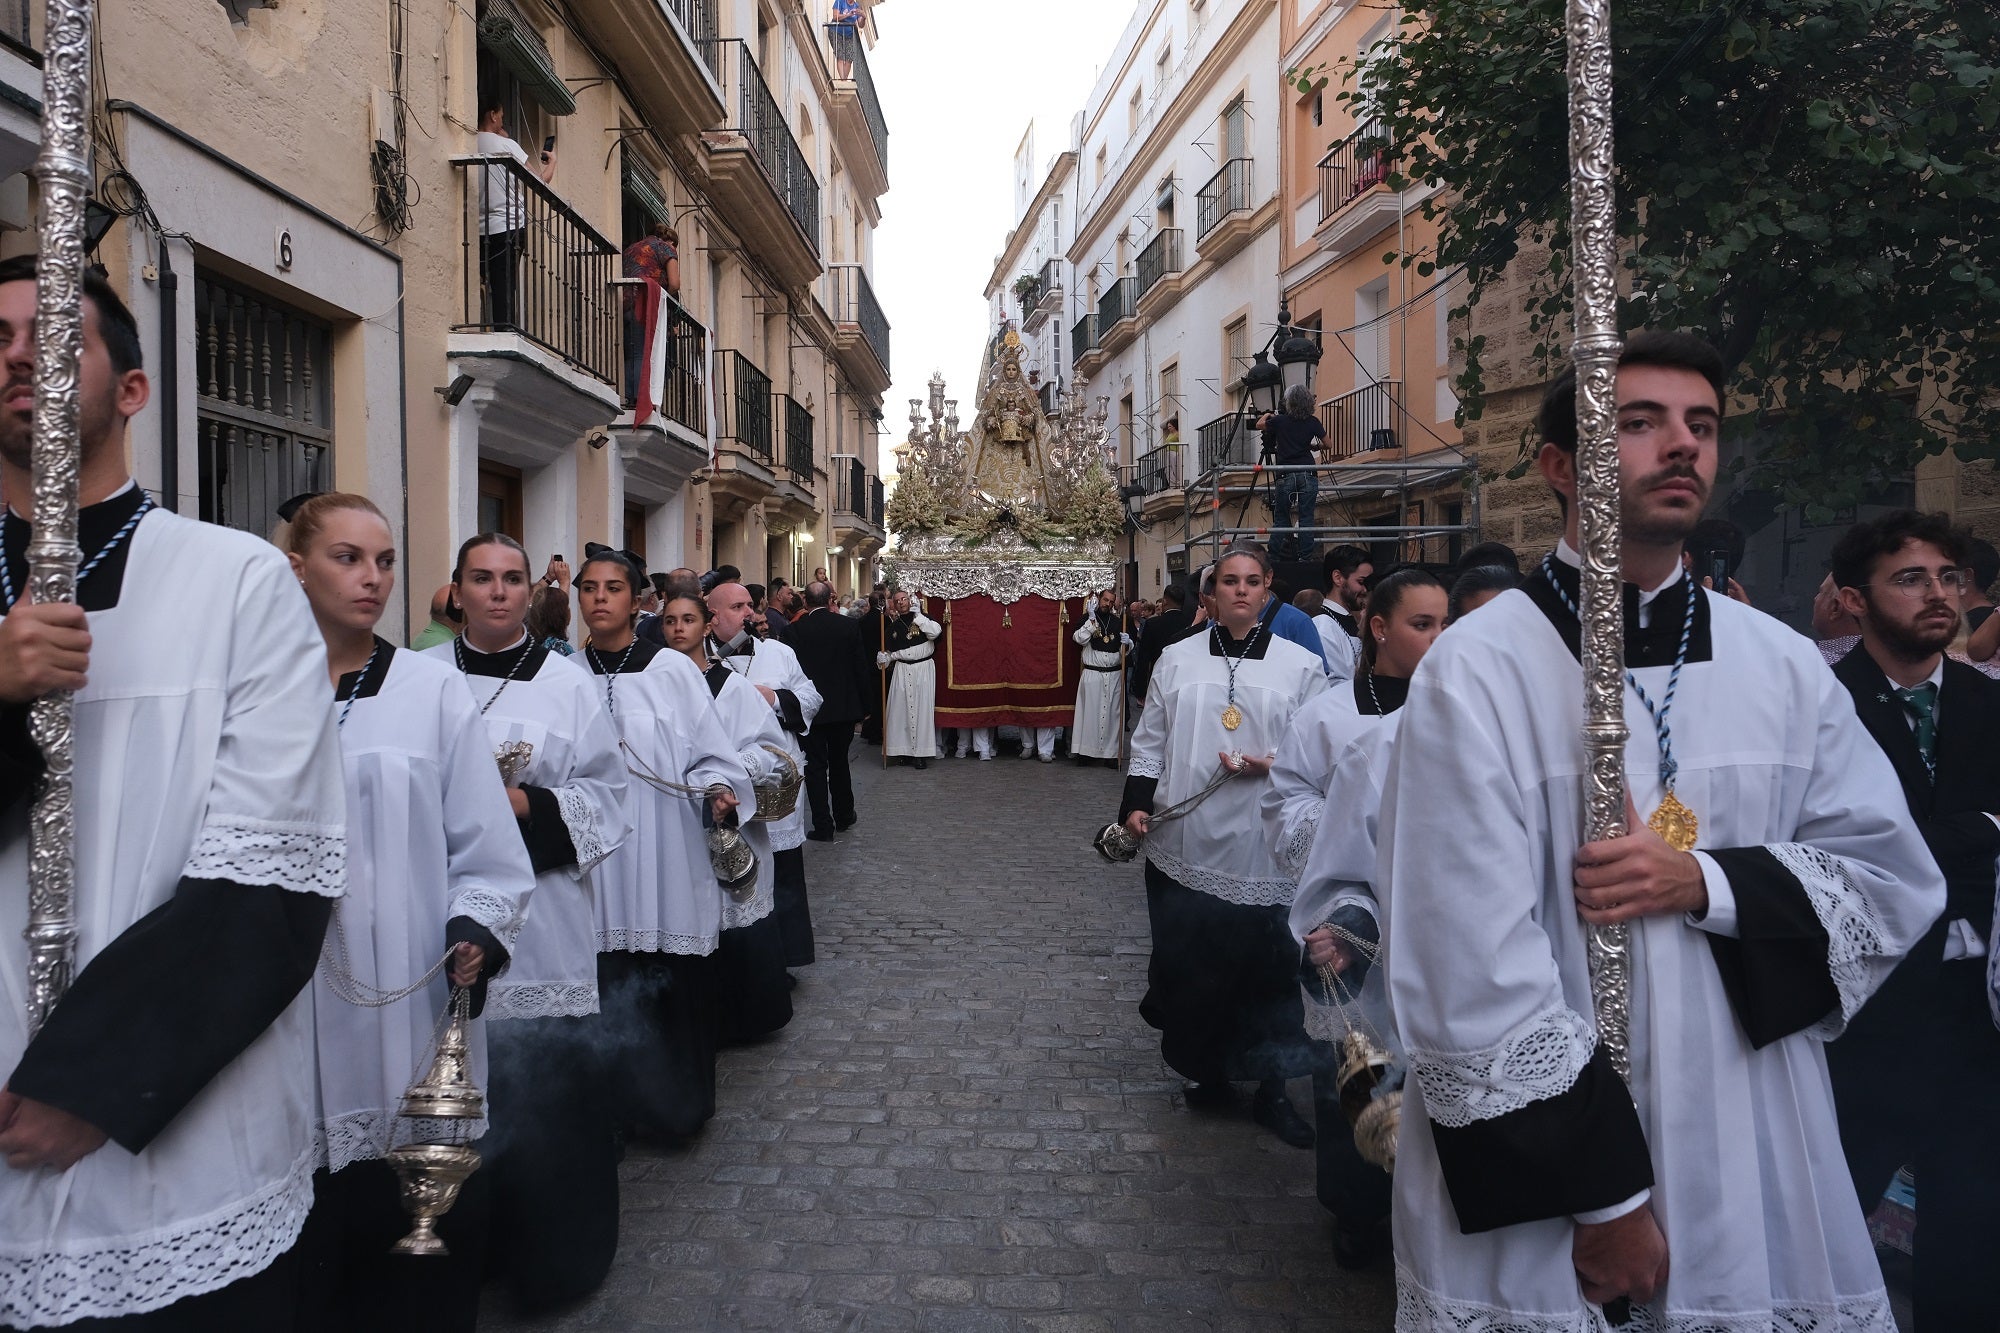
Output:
24 0 98 1035
1566 0 1632 1082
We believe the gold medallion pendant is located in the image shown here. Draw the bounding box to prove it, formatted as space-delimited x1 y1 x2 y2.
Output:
1648 789 1699 853
1220 704 1243 731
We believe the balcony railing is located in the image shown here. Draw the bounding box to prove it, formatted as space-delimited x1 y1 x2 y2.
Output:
453 156 620 386
1318 120 1394 220
829 264 891 376
1318 380 1405 460
1071 313 1097 369
780 394 815 486
825 22 888 171
1135 229 1184 300
718 39 820 250
1196 157 1252 241
1134 442 1185 494
1097 276 1138 333
716 350 774 464
1038 380 1060 418
667 0 718 74
621 287 711 438
1196 412 1257 476
870 474 885 528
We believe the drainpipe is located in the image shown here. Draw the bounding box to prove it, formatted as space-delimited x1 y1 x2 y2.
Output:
156 243 179 512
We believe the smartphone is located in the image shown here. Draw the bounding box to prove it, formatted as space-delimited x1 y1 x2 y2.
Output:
542 135 557 154
550 554 565 564
1706 552 1731 593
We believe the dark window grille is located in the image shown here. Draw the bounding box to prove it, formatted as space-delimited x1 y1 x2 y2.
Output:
1196 158 1251 240
717 350 774 463
1135 229 1184 299
195 274 333 534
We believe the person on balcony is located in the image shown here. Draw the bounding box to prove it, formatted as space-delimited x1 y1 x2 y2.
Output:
831 0 866 80
475 102 555 329
622 223 680 411
1255 386 1327 564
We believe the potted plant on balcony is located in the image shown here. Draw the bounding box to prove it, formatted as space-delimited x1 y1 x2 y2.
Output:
1012 272 1041 302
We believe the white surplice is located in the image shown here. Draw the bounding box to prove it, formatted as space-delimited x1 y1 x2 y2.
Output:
707 669 790 931
1260 684 1368 882
1070 613 1125 759
1314 606 1362 686
315 645 536 1171
1379 573 1944 1332
713 636 820 852
0 513 347 1325
423 642 630 1020
1128 628 1329 906
883 611 940 758
586 645 751 957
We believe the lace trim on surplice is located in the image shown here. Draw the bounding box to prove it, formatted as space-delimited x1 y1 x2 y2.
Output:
1406 1001 1595 1129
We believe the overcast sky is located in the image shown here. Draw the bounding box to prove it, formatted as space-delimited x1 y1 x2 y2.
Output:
869 1 1138 472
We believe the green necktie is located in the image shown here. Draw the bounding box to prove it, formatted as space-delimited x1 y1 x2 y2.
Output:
1893 681 1938 776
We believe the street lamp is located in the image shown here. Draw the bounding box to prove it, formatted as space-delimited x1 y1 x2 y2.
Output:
1239 349 1283 419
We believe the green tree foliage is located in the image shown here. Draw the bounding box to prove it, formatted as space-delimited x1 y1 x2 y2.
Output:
1358 0 1999 511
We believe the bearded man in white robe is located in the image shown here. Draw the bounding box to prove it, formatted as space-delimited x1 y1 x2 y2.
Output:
1378 332 1942 1330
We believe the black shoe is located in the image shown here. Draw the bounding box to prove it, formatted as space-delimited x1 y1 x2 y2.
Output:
806 829 836 843
834 817 856 832
1182 1080 1234 1110
1252 1087 1315 1148
895 756 912 767
914 758 928 770
1073 756 1093 767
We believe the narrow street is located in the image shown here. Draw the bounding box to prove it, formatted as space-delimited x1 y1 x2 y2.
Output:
485 750 1396 1332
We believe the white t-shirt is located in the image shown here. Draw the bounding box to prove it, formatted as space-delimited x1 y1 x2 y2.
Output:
475 130 529 235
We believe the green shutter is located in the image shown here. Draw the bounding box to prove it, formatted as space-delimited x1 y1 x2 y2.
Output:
622 157 671 227
478 0 576 118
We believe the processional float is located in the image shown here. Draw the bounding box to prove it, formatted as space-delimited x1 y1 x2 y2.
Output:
19 0 481 1252
883 328 1124 733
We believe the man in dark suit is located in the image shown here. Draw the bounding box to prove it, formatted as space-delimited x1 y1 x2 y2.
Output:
855 589 888 745
1130 581 1192 706
1826 510 1999 1328
785 580 875 839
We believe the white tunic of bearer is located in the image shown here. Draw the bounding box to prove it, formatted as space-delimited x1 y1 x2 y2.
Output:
1379 577 1944 1332
709 669 791 931
1259 685 1366 882
424 643 630 1020
316 646 536 1171
883 611 940 758
1128 630 1328 906
1070 616 1124 760
1314 607 1361 685
716 637 820 852
0 514 346 1326
1289 715 1399 1048
590 647 751 957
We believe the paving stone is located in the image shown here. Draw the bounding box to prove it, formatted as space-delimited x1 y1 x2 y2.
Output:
479 759 1396 1331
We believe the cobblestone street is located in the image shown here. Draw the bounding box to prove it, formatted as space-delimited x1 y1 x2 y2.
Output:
485 747 1396 1332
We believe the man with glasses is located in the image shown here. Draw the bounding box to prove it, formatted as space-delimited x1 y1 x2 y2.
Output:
1826 510 2000 1327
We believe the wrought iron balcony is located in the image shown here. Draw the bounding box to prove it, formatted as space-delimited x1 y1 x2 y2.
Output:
828 263 891 378
622 289 711 439
833 456 867 518
1070 313 1097 370
1135 229 1184 301
1317 380 1405 460
717 39 820 250
1318 120 1394 218
780 394 815 487
870 474 885 528
1196 411 1257 476
669 0 718 73
1196 158 1252 241
1097 276 1138 334
453 155 620 386
716 350 775 464
824 22 888 172
1134 442 1185 494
